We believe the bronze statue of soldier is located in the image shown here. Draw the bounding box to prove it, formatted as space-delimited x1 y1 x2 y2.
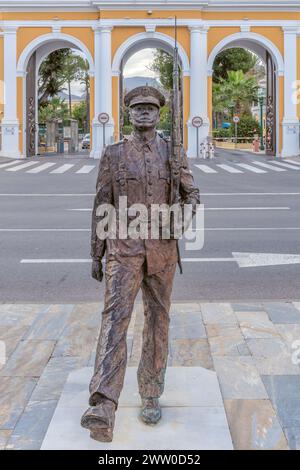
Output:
81 85 200 442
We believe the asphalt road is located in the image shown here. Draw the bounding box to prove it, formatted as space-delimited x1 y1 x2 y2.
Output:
0 148 300 302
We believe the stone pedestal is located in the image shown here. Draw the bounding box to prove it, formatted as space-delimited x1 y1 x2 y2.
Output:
41 366 233 450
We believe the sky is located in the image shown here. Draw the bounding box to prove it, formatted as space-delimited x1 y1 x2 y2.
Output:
71 48 158 96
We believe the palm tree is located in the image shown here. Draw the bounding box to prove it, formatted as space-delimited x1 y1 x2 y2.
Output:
61 54 86 117
76 58 90 133
213 70 259 126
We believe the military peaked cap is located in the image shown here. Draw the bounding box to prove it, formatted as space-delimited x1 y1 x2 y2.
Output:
124 85 166 109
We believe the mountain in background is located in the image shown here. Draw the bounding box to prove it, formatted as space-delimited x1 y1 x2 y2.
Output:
123 76 163 93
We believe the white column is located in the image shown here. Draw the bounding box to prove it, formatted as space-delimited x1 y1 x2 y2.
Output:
282 27 299 158
91 25 114 159
0 27 21 158
187 25 210 158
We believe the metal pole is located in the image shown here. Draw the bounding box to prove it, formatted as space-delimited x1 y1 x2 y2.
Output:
235 122 238 149
259 98 265 151
196 127 199 158
103 123 106 148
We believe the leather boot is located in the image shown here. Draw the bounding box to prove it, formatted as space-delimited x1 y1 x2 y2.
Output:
140 397 161 425
81 398 116 442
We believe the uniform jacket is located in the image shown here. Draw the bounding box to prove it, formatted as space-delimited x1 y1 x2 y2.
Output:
90 131 200 275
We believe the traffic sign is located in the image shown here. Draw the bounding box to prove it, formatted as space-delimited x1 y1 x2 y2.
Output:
233 116 240 124
192 116 203 128
98 112 109 124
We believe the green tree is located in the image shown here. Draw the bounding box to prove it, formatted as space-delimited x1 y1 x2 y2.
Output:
38 49 71 106
38 97 69 123
213 48 258 83
230 115 261 138
76 57 90 133
213 70 258 128
150 49 174 90
72 101 87 130
60 54 86 116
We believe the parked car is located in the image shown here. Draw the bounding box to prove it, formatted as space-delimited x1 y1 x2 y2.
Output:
81 133 90 149
157 129 170 140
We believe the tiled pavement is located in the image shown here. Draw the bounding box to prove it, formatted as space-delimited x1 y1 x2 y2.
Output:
0 301 300 450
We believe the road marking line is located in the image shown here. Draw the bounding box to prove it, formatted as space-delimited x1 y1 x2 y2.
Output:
21 259 91 263
2 226 300 233
198 227 300 231
195 164 218 173
50 164 74 174
0 228 90 232
250 161 286 172
201 193 300 196
285 159 300 166
76 165 95 174
235 163 267 173
20 253 300 268
0 192 300 197
66 207 290 212
67 208 92 211
26 162 56 173
0 160 24 169
6 161 40 172
182 258 234 262
270 161 300 170
0 194 95 197
216 164 243 173
206 207 290 211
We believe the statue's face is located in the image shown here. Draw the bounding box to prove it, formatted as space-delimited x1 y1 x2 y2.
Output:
129 103 160 130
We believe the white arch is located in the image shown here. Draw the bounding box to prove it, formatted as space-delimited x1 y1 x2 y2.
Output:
207 32 284 76
112 31 190 75
17 32 95 75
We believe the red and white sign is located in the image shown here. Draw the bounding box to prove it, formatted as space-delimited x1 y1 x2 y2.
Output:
98 112 109 124
192 116 203 128
233 116 240 124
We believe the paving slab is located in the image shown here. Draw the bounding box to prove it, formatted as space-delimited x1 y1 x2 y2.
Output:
213 356 268 399
224 399 289 450
264 303 300 324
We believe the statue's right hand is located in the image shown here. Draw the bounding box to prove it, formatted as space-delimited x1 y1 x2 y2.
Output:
91 259 103 282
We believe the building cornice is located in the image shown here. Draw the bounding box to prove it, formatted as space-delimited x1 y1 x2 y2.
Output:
1 19 300 28
0 1 299 12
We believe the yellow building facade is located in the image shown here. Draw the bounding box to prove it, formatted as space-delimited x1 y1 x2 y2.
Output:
0 0 299 159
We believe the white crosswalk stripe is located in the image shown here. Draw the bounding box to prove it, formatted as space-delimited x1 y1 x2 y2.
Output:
195 164 217 173
76 165 95 174
285 159 300 166
6 161 40 172
26 162 56 173
270 161 300 170
50 164 74 174
216 164 243 173
250 161 286 172
0 160 24 169
235 163 267 173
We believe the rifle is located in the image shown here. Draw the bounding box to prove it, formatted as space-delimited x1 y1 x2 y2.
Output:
169 16 183 274
170 16 182 206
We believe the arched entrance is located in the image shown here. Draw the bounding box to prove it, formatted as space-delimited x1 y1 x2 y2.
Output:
208 33 284 157
112 32 190 144
17 33 95 158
